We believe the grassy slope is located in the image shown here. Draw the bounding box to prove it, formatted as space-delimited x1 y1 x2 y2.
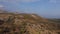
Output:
0 13 60 34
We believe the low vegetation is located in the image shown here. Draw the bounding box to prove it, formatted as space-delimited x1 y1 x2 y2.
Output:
0 10 60 34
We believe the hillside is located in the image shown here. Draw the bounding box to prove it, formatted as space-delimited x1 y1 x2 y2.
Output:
0 11 60 34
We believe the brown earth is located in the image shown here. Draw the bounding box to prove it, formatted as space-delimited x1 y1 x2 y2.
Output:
0 12 60 34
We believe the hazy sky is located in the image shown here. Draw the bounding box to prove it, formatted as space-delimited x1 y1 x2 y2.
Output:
0 0 60 18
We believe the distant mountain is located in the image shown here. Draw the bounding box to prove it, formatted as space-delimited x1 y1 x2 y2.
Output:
0 10 9 13
48 18 60 23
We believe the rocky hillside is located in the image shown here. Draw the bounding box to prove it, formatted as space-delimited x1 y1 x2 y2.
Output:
0 12 60 34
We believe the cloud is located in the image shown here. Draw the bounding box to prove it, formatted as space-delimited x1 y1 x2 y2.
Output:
0 5 5 10
0 5 4 8
0 0 40 3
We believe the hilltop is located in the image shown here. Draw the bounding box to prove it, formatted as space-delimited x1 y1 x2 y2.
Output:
0 10 60 34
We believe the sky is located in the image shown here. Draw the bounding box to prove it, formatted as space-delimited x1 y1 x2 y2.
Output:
0 0 60 18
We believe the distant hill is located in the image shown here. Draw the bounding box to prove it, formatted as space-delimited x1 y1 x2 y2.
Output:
48 18 60 23
0 10 8 13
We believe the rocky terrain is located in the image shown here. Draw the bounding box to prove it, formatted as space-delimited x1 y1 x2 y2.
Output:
0 10 60 34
